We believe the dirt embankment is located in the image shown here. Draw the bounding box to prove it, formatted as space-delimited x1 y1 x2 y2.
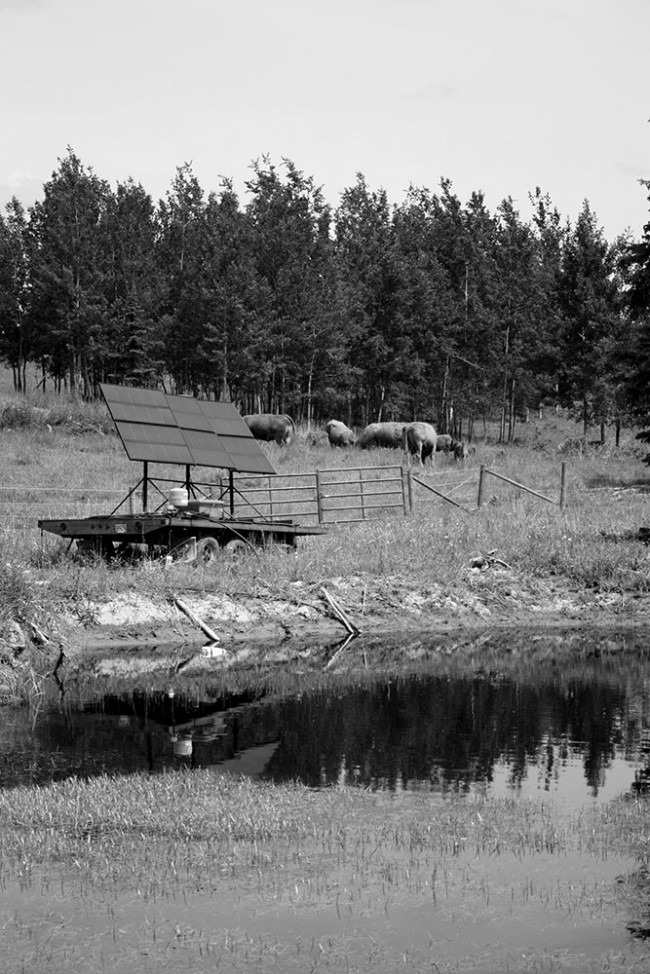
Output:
2 565 647 694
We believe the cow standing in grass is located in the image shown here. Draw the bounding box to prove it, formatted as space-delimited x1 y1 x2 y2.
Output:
357 422 405 450
243 413 295 445
402 422 438 466
325 420 356 447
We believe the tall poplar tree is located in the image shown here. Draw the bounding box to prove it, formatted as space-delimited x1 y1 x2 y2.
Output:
334 174 404 423
156 163 209 394
245 158 342 419
0 198 31 390
557 201 619 433
27 148 112 396
104 178 162 386
493 197 556 441
391 188 456 422
199 179 274 403
426 181 497 437
615 181 650 441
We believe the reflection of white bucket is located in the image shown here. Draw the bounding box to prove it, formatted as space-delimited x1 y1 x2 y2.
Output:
173 737 193 757
168 488 188 509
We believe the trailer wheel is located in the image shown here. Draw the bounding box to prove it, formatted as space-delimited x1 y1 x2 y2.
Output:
197 536 220 565
224 539 248 556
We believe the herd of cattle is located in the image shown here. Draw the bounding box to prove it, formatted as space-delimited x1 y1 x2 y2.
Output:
243 413 469 465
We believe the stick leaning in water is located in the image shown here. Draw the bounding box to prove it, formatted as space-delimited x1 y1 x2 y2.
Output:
321 587 361 635
171 596 224 647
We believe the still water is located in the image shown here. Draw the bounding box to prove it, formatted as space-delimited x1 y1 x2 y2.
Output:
2 627 650 809
3 628 650 973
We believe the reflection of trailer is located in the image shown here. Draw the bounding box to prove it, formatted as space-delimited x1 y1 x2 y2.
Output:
37 384 327 562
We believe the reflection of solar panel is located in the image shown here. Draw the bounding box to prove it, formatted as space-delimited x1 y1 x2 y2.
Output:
100 384 276 475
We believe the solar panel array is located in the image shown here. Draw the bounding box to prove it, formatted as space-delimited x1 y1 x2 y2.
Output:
100 384 276 475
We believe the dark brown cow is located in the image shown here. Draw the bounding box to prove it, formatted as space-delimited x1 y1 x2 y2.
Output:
243 413 295 445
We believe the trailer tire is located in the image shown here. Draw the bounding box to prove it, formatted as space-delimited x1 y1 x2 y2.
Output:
197 536 220 565
224 539 248 556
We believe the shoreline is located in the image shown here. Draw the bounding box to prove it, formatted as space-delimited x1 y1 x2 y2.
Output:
61 573 650 659
3 570 649 696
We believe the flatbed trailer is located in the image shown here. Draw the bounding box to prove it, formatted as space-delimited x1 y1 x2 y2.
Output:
37 384 329 563
38 506 326 563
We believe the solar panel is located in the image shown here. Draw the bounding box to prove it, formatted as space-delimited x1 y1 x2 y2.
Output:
100 384 276 475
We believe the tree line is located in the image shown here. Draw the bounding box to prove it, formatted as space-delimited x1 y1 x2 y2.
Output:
1 147 650 442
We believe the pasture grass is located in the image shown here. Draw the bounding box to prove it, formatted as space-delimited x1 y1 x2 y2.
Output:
1 384 650 636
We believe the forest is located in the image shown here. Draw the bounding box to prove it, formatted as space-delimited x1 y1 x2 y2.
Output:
1 148 650 442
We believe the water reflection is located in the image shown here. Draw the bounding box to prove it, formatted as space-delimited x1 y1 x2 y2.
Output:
2 629 650 808
264 673 644 804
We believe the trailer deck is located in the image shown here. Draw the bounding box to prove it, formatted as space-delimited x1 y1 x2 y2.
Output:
38 508 326 562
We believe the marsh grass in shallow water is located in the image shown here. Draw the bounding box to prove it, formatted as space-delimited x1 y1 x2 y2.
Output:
1 770 650 971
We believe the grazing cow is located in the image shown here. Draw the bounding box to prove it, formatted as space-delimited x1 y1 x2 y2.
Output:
402 421 437 466
435 434 454 453
454 440 469 462
356 421 405 450
325 419 356 447
243 413 295 445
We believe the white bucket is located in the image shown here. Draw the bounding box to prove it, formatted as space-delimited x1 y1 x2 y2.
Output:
168 488 188 508
173 738 193 757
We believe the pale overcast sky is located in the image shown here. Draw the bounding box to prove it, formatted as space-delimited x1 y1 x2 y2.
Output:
0 0 648 240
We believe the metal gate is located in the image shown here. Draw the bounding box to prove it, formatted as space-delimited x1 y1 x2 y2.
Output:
230 465 411 525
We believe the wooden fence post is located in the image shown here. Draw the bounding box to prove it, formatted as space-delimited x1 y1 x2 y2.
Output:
560 461 567 510
315 469 323 524
359 468 366 520
477 464 486 509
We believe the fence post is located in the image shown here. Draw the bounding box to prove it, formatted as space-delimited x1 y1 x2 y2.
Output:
315 470 323 524
405 467 414 514
477 464 486 509
560 461 567 510
359 468 366 520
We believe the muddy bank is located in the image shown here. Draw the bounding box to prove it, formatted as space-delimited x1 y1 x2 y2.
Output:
76 569 650 649
2 569 648 695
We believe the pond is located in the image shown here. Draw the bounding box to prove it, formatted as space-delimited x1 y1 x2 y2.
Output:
2 626 650 972
3 627 650 807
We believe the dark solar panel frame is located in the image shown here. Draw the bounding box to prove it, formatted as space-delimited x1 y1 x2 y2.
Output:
100 384 276 475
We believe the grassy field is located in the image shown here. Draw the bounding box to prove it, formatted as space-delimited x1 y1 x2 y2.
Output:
1 375 649 638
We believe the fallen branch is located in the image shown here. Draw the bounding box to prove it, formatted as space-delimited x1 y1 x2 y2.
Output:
171 596 224 648
320 587 361 636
